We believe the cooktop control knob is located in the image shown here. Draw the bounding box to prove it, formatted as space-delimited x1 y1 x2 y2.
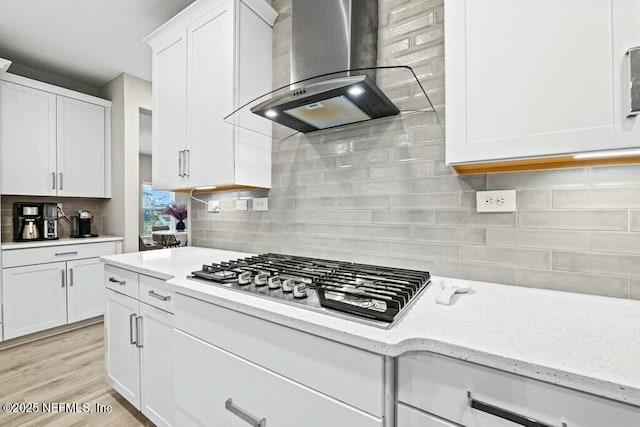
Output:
268 277 281 290
238 271 252 285
282 279 294 293
254 273 269 286
293 283 307 299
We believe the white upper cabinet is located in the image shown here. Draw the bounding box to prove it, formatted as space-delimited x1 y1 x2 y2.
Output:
445 0 640 167
145 0 277 191
0 82 57 196
152 30 188 190
0 75 111 197
57 96 107 197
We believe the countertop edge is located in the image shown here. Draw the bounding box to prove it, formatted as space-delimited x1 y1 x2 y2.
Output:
2 236 124 250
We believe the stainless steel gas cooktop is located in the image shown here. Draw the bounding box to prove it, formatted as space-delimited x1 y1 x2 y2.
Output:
187 253 431 329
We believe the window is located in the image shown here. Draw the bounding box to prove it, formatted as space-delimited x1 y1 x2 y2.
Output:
141 182 174 234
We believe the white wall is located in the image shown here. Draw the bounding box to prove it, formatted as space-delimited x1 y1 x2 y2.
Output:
102 73 152 253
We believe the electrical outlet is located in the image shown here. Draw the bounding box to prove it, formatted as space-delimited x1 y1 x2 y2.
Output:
476 190 516 212
207 200 220 213
252 198 269 211
235 199 248 211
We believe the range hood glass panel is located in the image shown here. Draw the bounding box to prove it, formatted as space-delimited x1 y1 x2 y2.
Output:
223 66 442 143
284 96 371 128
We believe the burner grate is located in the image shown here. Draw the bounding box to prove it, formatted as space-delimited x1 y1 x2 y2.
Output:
189 253 430 326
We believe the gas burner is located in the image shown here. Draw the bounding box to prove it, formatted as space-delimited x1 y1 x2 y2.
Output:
188 253 430 328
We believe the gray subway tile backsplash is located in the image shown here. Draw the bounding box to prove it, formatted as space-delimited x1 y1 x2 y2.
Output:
487 229 587 251
517 269 628 298
553 187 640 209
553 251 640 278
518 210 628 231
488 168 588 190
187 0 640 300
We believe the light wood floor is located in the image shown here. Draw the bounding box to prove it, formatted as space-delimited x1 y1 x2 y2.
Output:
0 323 153 427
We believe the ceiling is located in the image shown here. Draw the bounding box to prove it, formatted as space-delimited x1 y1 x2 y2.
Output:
0 0 195 88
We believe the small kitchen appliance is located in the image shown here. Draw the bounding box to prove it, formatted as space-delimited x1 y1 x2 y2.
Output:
70 210 98 238
13 202 43 242
189 253 431 328
42 202 59 240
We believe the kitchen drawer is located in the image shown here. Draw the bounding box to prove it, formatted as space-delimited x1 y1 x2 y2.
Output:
2 242 116 268
174 293 384 418
174 329 382 427
104 265 139 299
398 352 640 427
139 274 174 313
397 403 456 427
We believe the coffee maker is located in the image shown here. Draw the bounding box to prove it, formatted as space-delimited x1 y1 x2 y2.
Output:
70 210 98 238
42 203 59 240
13 203 42 241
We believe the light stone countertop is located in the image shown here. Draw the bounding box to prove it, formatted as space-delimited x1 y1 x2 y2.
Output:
101 246 640 408
2 235 124 250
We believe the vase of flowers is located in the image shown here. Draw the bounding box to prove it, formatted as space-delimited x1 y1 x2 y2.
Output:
162 202 187 231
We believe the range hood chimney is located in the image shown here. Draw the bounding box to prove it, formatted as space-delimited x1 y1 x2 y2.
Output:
251 0 400 133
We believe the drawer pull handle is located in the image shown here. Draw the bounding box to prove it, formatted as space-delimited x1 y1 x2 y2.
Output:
55 251 78 256
108 277 126 286
136 315 143 348
468 392 566 427
225 398 266 427
148 290 171 302
129 313 137 345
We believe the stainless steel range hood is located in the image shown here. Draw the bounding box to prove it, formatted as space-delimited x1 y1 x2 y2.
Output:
251 0 400 133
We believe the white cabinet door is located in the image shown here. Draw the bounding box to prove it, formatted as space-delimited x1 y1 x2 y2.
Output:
2 262 67 339
0 81 57 196
397 403 456 427
67 258 105 323
139 303 174 427
174 330 381 427
105 289 141 409
445 0 639 164
56 96 106 197
152 29 188 190
187 1 235 188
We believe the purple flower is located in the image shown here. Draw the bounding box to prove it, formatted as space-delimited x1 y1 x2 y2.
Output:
161 202 187 221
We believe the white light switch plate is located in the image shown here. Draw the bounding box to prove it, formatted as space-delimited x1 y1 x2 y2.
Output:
252 198 269 211
235 199 248 211
207 200 220 213
476 190 516 212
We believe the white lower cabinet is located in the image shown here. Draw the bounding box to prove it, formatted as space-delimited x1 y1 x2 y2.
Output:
67 258 105 323
398 352 640 427
139 302 174 427
104 268 174 427
396 403 456 427
105 289 141 407
173 329 381 427
2 262 68 339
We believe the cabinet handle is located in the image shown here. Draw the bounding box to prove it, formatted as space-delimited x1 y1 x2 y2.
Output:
69 268 74 286
178 150 184 177
148 290 171 301
467 391 566 427
59 172 63 190
184 149 190 177
628 46 640 117
55 251 78 256
108 277 126 286
136 316 143 348
51 172 56 190
225 398 266 427
60 269 65 288
129 313 137 345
